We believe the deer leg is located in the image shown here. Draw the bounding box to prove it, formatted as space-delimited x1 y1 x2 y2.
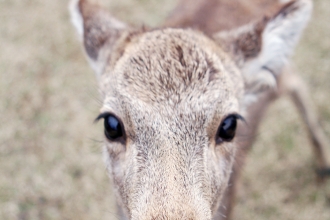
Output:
279 66 329 182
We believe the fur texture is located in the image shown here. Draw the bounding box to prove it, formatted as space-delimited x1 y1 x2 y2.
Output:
69 0 316 219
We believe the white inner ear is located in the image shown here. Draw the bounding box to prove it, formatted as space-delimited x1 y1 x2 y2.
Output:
242 0 312 92
69 0 84 41
260 1 312 76
69 0 105 78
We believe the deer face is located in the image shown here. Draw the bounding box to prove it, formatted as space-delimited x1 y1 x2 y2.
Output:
97 29 243 219
70 0 312 219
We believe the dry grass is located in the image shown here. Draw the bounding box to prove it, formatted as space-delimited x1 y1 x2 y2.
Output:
0 0 329 219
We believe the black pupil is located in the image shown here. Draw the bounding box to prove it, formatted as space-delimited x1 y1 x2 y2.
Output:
218 116 237 141
104 115 123 140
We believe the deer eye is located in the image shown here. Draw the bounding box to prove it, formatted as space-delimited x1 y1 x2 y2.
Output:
216 115 239 143
103 114 124 140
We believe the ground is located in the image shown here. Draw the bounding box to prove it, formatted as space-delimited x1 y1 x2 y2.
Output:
0 0 329 219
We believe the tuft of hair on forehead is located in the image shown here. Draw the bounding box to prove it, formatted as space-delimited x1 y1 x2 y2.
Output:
109 28 243 113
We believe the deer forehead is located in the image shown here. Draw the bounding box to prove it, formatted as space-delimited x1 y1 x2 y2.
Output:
100 29 243 118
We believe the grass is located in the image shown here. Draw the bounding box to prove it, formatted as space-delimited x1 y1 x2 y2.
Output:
0 0 329 219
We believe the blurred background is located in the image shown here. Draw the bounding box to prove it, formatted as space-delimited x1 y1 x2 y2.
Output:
0 0 329 219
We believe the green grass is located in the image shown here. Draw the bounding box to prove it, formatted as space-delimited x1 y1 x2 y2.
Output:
0 0 329 219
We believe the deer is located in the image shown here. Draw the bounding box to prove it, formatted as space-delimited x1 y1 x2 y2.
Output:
69 0 329 219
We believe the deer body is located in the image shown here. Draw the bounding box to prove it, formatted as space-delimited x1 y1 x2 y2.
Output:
70 0 328 219
165 0 283 33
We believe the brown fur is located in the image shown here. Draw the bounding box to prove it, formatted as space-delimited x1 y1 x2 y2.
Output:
164 0 329 219
100 27 243 220
164 0 283 34
69 0 328 219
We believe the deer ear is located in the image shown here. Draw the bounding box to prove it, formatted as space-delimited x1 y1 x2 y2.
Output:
69 0 127 77
214 0 312 94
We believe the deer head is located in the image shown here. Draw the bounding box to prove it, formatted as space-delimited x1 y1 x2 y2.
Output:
69 0 312 219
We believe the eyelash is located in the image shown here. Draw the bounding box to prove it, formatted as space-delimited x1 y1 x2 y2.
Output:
95 112 113 122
